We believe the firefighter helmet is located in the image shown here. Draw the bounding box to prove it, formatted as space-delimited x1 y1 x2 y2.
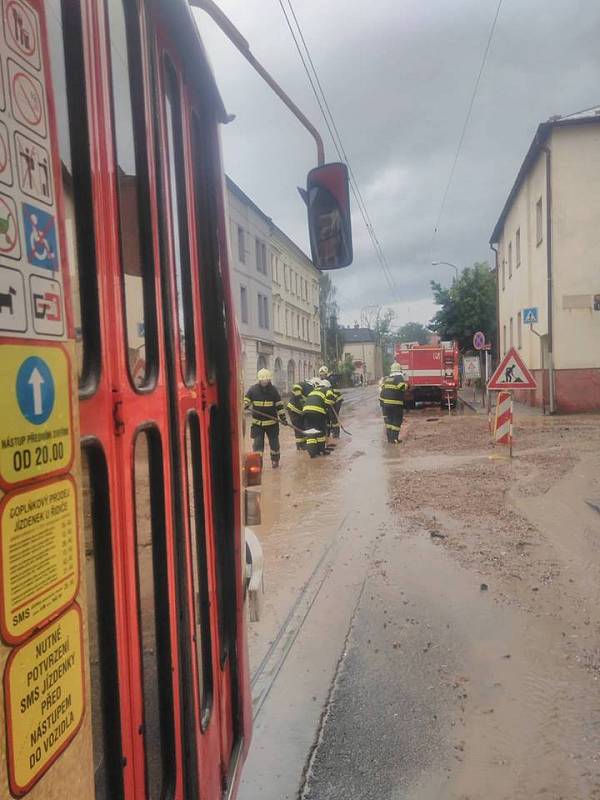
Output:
320 379 332 389
390 363 403 374
257 368 272 382
318 365 330 377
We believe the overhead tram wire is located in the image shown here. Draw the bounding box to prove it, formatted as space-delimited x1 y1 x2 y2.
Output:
277 0 401 302
431 0 504 241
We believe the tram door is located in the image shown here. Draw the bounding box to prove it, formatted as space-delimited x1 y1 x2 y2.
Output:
42 1 242 800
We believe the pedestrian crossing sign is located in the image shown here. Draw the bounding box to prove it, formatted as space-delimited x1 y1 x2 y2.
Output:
487 347 537 391
523 307 538 325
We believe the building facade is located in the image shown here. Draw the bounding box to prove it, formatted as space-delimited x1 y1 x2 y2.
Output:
341 325 383 384
226 177 322 392
270 227 321 392
490 109 600 412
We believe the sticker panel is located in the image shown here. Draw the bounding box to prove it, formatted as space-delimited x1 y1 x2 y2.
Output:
0 342 73 487
0 477 79 643
0 263 26 332
4 606 85 796
30 273 63 337
7 58 46 139
0 190 21 259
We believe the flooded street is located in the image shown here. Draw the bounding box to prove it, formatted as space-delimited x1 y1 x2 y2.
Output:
240 387 600 800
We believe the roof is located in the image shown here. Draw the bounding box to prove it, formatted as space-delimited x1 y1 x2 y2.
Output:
489 106 600 244
342 327 377 344
225 176 315 270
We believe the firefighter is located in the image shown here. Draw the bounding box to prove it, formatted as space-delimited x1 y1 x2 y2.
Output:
287 382 307 450
244 368 287 467
379 363 407 443
319 366 344 439
302 379 332 458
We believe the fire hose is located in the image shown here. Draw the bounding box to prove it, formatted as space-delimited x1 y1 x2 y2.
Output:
246 406 352 437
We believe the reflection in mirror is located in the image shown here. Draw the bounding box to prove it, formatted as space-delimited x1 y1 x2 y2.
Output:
306 162 353 270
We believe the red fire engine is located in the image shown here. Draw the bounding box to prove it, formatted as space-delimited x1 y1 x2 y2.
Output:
395 341 460 408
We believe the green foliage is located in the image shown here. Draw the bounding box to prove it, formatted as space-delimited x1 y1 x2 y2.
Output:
396 321 430 345
339 353 356 387
429 262 496 351
319 273 342 366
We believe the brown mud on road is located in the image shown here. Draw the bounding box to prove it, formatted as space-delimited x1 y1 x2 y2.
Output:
387 408 600 799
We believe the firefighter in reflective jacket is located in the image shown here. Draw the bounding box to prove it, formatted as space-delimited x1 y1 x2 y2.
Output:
302 380 333 458
379 363 407 443
287 380 311 450
319 366 343 438
244 369 287 467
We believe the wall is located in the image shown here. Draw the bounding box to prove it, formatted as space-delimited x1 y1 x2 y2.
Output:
343 341 383 383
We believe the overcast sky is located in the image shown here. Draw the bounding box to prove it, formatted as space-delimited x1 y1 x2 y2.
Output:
194 0 600 327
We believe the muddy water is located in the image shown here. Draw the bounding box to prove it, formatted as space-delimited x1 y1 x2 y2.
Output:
245 390 600 799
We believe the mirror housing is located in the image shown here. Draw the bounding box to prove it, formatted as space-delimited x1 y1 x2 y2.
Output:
306 162 353 270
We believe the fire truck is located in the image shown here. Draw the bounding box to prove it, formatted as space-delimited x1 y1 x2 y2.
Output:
395 341 460 408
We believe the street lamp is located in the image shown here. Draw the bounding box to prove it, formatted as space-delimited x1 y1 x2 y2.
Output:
431 261 459 282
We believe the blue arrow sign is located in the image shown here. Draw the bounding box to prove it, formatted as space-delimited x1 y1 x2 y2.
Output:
523 307 538 325
16 356 55 424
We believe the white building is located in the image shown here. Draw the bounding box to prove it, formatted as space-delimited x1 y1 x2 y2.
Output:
226 178 275 388
270 227 321 392
226 177 322 392
490 108 600 412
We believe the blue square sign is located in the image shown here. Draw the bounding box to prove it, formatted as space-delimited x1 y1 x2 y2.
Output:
523 307 538 325
22 202 58 271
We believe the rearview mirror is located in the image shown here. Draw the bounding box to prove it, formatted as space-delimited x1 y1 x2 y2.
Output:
306 162 353 270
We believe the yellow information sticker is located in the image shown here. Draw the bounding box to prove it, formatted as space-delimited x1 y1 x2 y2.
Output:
0 477 79 643
0 343 73 487
4 606 85 797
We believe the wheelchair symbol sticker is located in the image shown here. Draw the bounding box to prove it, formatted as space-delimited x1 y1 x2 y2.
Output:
22 202 58 270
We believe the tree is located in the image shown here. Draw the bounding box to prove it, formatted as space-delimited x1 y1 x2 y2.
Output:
396 321 430 345
319 273 341 367
429 262 496 351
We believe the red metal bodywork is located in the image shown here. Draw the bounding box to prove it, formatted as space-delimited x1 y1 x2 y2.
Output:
395 342 460 406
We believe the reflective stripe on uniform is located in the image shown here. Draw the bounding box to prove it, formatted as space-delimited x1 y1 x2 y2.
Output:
252 418 278 426
380 398 404 405
253 400 275 407
385 423 402 431
287 402 303 414
303 405 327 414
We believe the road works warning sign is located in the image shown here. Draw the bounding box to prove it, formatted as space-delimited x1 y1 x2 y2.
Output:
0 477 78 643
4 606 84 796
0 342 73 487
487 347 537 391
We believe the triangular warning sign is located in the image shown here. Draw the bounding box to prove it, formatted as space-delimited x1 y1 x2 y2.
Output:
488 347 537 390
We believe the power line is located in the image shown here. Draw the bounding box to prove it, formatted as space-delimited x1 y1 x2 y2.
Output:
432 0 504 239
277 0 401 303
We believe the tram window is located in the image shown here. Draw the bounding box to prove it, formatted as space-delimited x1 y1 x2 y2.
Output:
81 444 124 800
190 112 226 384
163 56 196 385
133 430 175 798
209 406 235 667
47 0 100 393
106 0 157 389
185 414 214 728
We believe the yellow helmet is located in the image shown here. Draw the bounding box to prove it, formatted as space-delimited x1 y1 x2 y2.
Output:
318 365 330 377
390 363 403 374
257 368 272 382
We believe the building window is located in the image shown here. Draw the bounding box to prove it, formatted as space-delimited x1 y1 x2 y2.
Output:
508 242 512 278
517 311 522 349
516 228 521 267
502 259 505 291
258 294 269 329
285 309 289 335
509 317 514 348
238 225 245 262
503 324 507 354
284 265 289 291
295 273 299 296
255 238 267 274
536 197 543 245
240 286 248 323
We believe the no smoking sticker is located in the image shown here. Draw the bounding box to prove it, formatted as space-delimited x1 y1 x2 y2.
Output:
8 58 47 139
0 342 73 488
